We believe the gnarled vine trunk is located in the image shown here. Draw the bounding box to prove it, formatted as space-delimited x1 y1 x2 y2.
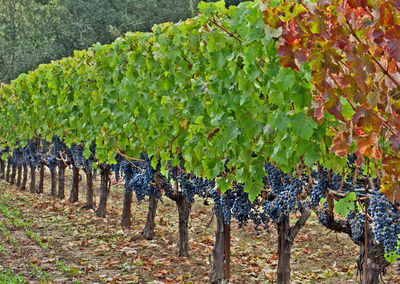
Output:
0 159 5 179
37 162 45 194
50 168 57 197
82 168 95 210
121 189 133 227
356 223 389 284
10 163 17 185
276 207 311 284
29 163 36 193
96 165 110 218
58 163 66 199
277 217 291 284
210 214 226 283
21 164 28 190
69 165 79 203
176 194 191 257
323 215 389 284
16 165 22 187
5 157 11 182
141 190 158 240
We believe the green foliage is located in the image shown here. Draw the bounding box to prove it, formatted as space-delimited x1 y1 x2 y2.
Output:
30 263 51 282
261 0 400 201
334 192 357 217
1 0 239 83
0 269 25 284
385 246 400 263
25 230 47 249
56 260 81 278
0 1 331 201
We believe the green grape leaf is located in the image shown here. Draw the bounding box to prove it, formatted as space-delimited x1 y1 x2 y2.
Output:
291 113 317 140
334 192 357 217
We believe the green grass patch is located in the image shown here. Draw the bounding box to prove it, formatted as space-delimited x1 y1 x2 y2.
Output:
56 260 81 279
0 268 25 283
30 263 51 282
25 230 46 249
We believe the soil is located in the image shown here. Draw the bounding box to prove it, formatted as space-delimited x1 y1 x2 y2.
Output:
0 168 399 283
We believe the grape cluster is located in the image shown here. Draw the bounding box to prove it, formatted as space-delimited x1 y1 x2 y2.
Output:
111 154 125 182
346 209 365 241
70 143 85 166
315 200 329 225
369 194 400 256
207 183 266 227
115 153 162 201
310 171 328 207
82 141 97 171
262 164 305 223
170 165 213 203
330 173 354 192
265 163 288 195
208 188 225 222
231 185 266 229
24 140 41 167
10 146 23 167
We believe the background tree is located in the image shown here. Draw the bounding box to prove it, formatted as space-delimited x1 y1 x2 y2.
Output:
0 0 247 83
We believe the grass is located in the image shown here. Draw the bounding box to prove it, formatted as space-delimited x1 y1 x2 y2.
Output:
0 220 18 245
0 268 25 284
30 263 51 283
56 260 81 279
0 196 45 248
25 230 46 249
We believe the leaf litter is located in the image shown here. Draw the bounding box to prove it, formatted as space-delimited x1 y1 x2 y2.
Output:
0 169 399 283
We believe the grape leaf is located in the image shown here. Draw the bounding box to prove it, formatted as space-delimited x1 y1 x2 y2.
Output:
334 192 357 217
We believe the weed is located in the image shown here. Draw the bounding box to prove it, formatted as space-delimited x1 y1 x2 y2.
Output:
56 260 81 278
121 261 132 272
134 259 143 267
30 263 51 282
25 230 46 249
0 267 25 283
0 220 18 244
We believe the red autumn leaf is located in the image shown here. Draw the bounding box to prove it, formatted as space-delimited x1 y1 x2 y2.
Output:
325 95 346 122
381 157 400 202
379 2 393 26
330 131 350 158
387 40 400 61
389 132 400 152
371 28 385 46
392 0 400 9
303 246 312 254
348 0 361 9
358 111 383 134
355 127 366 136
357 133 380 159
295 49 307 63
314 103 324 120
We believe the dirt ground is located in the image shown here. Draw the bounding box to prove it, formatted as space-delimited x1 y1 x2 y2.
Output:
0 168 399 283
